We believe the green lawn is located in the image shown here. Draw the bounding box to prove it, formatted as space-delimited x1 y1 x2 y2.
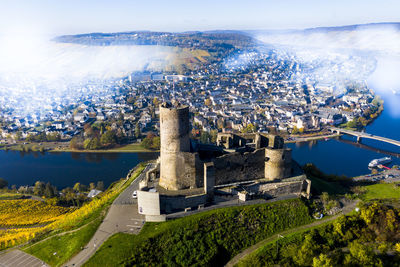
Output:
0 192 23 200
112 143 155 152
0 143 46 152
52 143 157 153
24 218 102 267
84 198 313 267
361 183 400 201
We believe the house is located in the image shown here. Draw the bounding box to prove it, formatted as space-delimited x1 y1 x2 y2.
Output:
96 112 106 121
87 189 103 198
74 113 87 122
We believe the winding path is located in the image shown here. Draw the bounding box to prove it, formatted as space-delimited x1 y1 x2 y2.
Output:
225 200 359 267
63 163 152 267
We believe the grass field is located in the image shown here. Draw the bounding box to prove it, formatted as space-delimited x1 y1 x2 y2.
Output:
51 143 157 153
0 192 23 200
361 183 400 201
0 143 47 152
112 143 155 152
84 198 312 267
24 217 103 267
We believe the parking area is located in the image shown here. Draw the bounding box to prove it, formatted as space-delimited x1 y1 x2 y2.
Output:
353 169 400 183
0 249 48 267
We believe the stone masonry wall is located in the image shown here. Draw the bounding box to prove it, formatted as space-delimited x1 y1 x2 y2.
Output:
213 149 265 185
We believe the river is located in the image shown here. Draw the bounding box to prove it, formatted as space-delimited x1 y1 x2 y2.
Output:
288 92 400 177
0 151 158 189
1 95 400 188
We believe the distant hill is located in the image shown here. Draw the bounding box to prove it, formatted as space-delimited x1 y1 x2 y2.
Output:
247 22 400 35
54 30 256 51
251 22 400 55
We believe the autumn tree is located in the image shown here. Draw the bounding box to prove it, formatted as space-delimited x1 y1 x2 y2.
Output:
0 178 8 189
96 181 104 191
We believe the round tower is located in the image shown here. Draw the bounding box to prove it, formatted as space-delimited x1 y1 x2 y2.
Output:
159 103 190 190
264 147 292 180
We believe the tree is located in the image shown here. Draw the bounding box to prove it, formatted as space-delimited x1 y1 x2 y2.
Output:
84 124 94 137
73 182 83 192
200 131 210 144
89 182 96 191
100 130 116 146
141 133 160 150
44 182 56 198
135 123 141 139
242 123 257 133
15 131 22 141
293 232 321 266
313 254 333 267
96 181 104 191
345 241 381 266
100 124 105 135
395 243 400 254
47 132 61 141
0 178 8 189
346 118 362 129
33 181 45 196
210 130 218 144
84 137 101 150
70 137 82 150
151 137 160 150
204 98 212 106
153 97 159 106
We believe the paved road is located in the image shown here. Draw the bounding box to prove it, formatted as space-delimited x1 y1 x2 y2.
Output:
225 200 359 267
0 249 48 267
353 169 400 183
63 163 153 267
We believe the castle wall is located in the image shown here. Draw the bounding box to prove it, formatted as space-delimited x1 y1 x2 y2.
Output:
213 149 265 185
204 162 215 201
160 194 207 213
245 180 306 198
137 191 161 216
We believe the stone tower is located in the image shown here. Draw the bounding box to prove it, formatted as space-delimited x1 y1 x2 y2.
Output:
159 103 191 190
264 148 292 180
264 135 292 180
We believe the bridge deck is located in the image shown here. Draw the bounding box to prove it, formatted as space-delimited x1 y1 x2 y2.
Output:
329 127 400 147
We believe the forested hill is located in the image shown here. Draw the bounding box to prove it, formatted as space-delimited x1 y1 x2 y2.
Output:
53 31 257 52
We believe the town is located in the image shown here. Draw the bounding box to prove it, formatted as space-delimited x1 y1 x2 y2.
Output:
0 38 381 149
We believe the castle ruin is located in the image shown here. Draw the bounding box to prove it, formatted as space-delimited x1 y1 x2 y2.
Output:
137 103 310 221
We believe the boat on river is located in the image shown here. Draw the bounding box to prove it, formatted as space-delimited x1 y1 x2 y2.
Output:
368 157 392 168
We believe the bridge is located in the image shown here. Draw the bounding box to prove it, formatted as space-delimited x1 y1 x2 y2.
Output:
328 127 400 147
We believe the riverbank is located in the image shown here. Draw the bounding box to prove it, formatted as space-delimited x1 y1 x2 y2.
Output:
285 132 341 144
50 143 157 153
0 142 157 153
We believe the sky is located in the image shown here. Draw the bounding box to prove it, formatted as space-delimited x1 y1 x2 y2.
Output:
1 0 400 35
